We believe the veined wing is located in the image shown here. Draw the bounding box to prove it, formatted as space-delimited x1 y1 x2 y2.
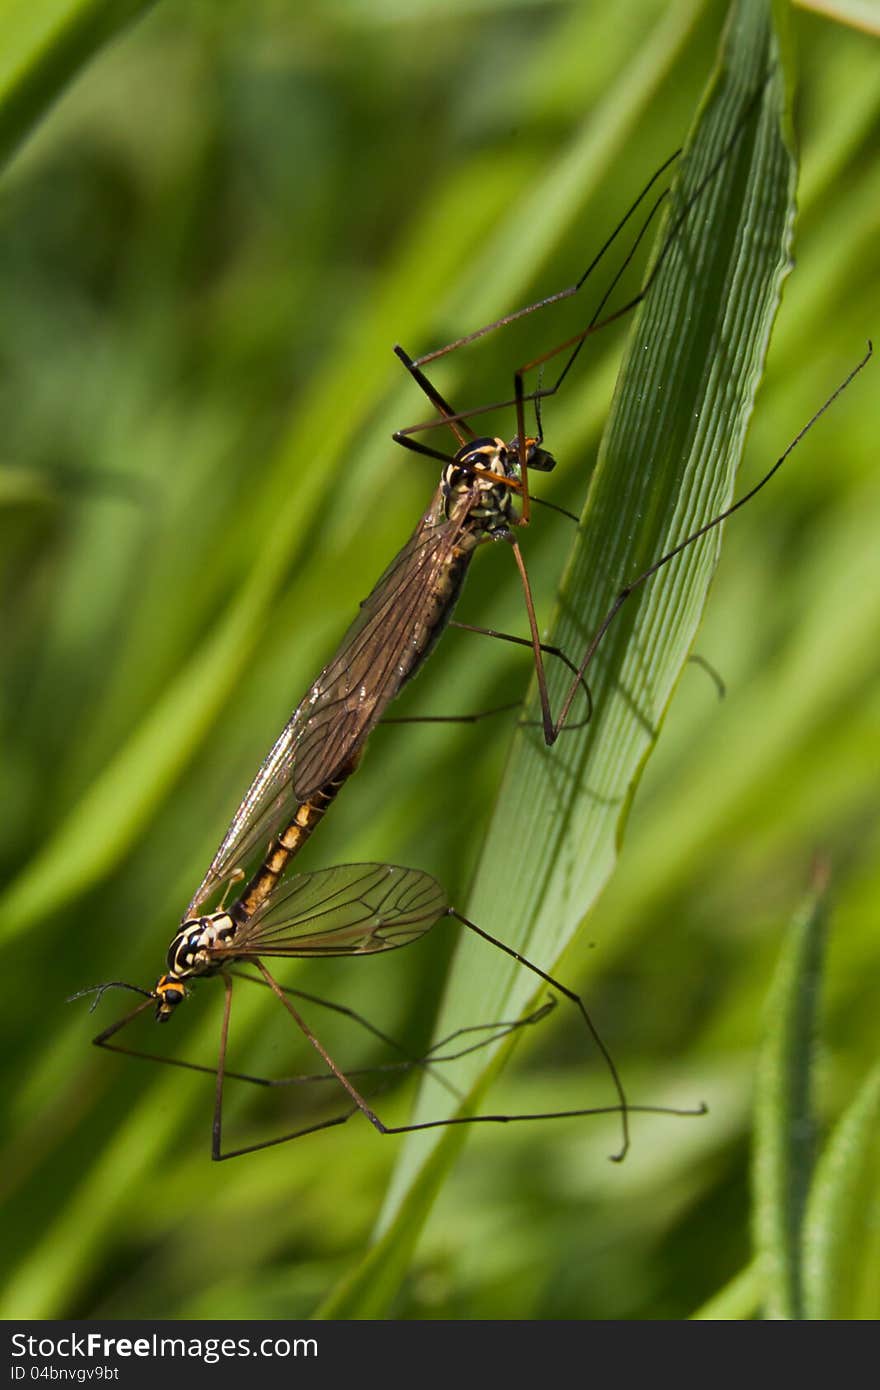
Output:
223 862 449 957
184 695 312 916
291 497 469 800
185 501 463 916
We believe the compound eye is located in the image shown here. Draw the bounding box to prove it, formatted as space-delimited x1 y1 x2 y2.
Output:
155 979 186 1021
155 974 185 1002
454 437 496 468
462 450 492 474
526 443 556 474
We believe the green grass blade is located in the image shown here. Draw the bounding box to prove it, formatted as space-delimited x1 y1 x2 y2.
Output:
0 0 157 169
752 870 829 1320
691 1261 762 1320
319 0 797 1318
802 1062 880 1319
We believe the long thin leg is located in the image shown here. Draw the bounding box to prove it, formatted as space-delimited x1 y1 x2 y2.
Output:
211 970 360 1161
87 962 690 1162
227 974 556 1085
229 970 450 1084
227 969 463 1102
381 703 523 727
389 174 689 449
417 998 557 1065
411 75 771 404
449 622 592 722
394 82 771 529
226 963 702 1165
483 350 873 750
391 185 673 493
91 994 155 1043
89 984 297 1088
388 193 664 512
255 961 388 1129
392 346 476 448
514 80 775 426
391 430 458 469
212 972 233 1159
687 653 726 701
86 971 554 1096
447 908 629 1160
392 357 525 496
506 533 559 746
412 149 682 369
540 347 874 743
380 622 592 729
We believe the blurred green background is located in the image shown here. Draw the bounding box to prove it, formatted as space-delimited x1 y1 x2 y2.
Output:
1 0 878 1320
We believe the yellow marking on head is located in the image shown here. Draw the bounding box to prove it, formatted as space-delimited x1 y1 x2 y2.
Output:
155 974 186 1004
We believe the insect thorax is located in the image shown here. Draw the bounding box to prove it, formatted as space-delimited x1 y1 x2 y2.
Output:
153 911 240 1021
165 911 239 981
442 437 518 529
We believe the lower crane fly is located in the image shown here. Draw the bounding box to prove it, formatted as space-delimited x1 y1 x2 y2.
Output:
83 859 691 1161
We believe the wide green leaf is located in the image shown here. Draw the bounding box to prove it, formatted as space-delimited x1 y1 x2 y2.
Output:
321 0 797 1317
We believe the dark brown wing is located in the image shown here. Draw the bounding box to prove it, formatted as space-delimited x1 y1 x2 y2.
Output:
224 862 449 957
291 498 471 800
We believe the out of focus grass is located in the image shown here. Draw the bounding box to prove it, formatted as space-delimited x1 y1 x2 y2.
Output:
1 0 878 1319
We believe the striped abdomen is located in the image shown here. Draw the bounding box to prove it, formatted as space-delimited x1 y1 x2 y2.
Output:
232 755 360 922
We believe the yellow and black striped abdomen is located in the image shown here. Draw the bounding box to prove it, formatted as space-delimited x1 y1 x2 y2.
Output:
232 757 358 922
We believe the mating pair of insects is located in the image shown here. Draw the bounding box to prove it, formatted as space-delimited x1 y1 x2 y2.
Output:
77 123 870 1161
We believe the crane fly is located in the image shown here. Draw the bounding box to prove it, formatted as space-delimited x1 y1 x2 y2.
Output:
85 859 705 1161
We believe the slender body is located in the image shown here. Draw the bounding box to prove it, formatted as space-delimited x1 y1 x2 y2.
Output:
80 418 642 1160
154 755 362 1017
82 348 869 1159
179 433 553 935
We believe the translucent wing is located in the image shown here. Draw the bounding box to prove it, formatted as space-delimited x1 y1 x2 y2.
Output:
225 862 449 957
186 496 469 915
184 697 312 917
290 499 469 800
